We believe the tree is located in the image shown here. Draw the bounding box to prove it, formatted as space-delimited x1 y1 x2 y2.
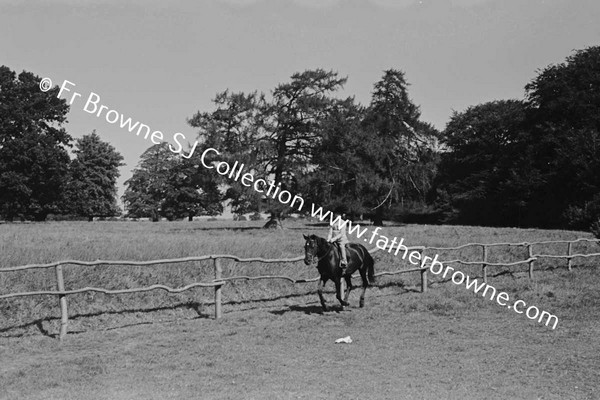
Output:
0 66 72 221
434 100 533 226
299 99 369 218
123 143 221 221
188 91 267 219
299 69 440 225
362 69 440 225
65 131 124 221
526 46 600 131
434 46 600 229
123 144 173 221
160 155 222 221
524 46 600 229
189 69 347 228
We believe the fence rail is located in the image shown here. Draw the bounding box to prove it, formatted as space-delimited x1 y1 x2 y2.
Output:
1 238 599 340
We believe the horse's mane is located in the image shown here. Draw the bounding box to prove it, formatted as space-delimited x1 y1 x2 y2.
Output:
309 234 328 247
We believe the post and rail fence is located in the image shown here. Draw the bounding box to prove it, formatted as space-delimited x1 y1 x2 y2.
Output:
1 238 599 340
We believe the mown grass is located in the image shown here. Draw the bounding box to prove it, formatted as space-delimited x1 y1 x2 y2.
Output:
1 219 598 337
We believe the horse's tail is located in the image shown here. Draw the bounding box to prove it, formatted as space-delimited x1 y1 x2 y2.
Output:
365 249 375 285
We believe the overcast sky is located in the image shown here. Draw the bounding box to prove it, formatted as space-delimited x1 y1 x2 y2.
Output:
1 0 599 194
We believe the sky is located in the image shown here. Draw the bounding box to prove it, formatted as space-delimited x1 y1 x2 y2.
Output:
1 0 599 196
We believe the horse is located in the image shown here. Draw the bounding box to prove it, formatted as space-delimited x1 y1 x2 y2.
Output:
303 234 375 311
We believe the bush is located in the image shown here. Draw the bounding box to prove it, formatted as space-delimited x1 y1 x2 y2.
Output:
591 219 600 240
393 205 445 224
249 212 262 221
46 214 88 222
563 195 600 230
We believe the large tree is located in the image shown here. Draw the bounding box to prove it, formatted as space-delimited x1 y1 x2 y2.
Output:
187 91 267 219
300 69 440 225
189 69 347 227
524 46 600 229
65 131 124 221
123 144 173 221
299 98 368 218
161 154 222 221
0 66 72 221
123 143 221 221
434 99 534 226
362 69 440 225
435 46 600 229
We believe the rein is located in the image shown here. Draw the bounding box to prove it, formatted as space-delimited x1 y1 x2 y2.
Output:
313 241 334 264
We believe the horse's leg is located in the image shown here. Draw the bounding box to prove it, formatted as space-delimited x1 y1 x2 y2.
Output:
343 275 353 304
335 278 349 308
318 277 328 312
359 286 368 308
359 266 368 308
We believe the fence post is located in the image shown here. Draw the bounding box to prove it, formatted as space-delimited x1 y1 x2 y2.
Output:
420 249 428 293
481 245 488 283
527 244 534 280
55 264 69 341
214 258 222 319
567 241 573 271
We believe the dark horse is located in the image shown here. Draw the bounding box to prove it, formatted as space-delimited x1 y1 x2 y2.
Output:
303 234 375 311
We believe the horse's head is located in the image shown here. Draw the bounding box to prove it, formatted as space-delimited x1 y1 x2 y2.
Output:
303 234 319 265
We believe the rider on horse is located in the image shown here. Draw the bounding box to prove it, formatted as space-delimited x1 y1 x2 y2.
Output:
327 210 349 273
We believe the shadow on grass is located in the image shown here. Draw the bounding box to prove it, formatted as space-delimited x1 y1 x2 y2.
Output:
1 290 334 338
269 303 357 315
0 281 420 338
429 268 522 287
0 286 362 338
270 304 325 315
5 264 576 338
376 280 421 293
0 301 210 339
425 264 581 289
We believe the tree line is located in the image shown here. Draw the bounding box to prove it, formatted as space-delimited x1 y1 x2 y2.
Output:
0 66 123 221
1 46 599 234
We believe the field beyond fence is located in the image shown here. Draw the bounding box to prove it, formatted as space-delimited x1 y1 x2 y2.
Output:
1 220 599 339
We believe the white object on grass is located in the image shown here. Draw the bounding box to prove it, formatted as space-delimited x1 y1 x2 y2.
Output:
335 336 352 344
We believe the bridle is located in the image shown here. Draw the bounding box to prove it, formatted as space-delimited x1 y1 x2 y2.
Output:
306 238 334 265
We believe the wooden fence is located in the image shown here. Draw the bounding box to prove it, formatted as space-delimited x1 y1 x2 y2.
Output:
1 238 599 340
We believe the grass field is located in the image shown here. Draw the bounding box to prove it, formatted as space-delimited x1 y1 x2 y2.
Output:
1 220 599 399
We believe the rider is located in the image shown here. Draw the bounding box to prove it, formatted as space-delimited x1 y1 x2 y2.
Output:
327 209 349 273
